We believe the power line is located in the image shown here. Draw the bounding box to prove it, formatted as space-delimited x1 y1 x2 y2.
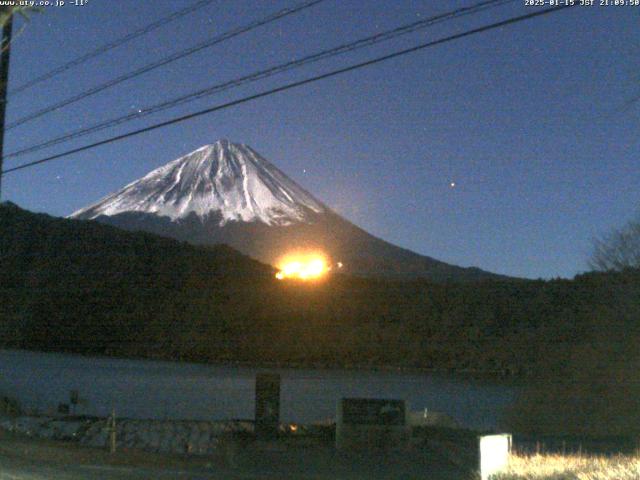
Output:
5 0 516 161
1 4 575 178
4 0 326 131
9 0 218 96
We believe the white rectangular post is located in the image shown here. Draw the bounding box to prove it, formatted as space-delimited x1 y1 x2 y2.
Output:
479 434 511 480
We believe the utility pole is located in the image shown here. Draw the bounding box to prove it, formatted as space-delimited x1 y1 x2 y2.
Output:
0 7 13 200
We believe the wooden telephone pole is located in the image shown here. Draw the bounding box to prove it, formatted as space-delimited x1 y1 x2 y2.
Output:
0 8 13 199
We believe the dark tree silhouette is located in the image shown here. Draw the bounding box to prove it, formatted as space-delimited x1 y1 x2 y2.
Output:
590 214 640 271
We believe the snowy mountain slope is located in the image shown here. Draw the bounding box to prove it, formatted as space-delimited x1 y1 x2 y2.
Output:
71 140 324 226
71 140 506 282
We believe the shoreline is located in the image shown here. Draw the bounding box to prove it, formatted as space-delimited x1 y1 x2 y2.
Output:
1 347 526 386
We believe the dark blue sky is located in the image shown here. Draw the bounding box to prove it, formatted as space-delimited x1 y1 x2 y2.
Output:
3 1 638 279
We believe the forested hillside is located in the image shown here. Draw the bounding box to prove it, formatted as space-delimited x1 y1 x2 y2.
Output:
1 202 638 389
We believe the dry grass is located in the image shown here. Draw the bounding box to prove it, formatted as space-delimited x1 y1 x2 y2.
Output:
495 452 640 480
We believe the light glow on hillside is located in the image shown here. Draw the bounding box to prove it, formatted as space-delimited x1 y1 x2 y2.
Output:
275 253 330 280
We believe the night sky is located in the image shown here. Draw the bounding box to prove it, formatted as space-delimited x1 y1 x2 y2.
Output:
2 0 638 279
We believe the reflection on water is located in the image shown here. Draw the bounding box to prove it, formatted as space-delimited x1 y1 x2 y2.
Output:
0 349 517 430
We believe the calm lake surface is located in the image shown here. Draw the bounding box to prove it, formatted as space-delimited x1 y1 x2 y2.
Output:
0 349 518 430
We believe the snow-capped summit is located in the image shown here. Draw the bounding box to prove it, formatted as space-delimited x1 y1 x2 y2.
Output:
70 140 325 226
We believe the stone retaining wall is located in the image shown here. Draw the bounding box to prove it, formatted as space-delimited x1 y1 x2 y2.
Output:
0 416 253 455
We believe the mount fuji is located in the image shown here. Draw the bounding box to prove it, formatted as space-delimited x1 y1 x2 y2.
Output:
71 140 502 282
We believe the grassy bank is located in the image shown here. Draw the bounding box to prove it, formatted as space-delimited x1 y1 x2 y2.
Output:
496 453 640 480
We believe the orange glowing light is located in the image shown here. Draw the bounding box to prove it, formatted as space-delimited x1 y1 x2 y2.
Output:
275 253 329 280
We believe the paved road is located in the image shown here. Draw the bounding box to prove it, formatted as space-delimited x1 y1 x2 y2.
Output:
0 449 470 480
0 454 226 480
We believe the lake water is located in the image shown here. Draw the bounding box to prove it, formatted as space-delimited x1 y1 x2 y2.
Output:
0 349 517 430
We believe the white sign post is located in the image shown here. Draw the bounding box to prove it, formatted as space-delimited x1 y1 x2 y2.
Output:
479 434 511 480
